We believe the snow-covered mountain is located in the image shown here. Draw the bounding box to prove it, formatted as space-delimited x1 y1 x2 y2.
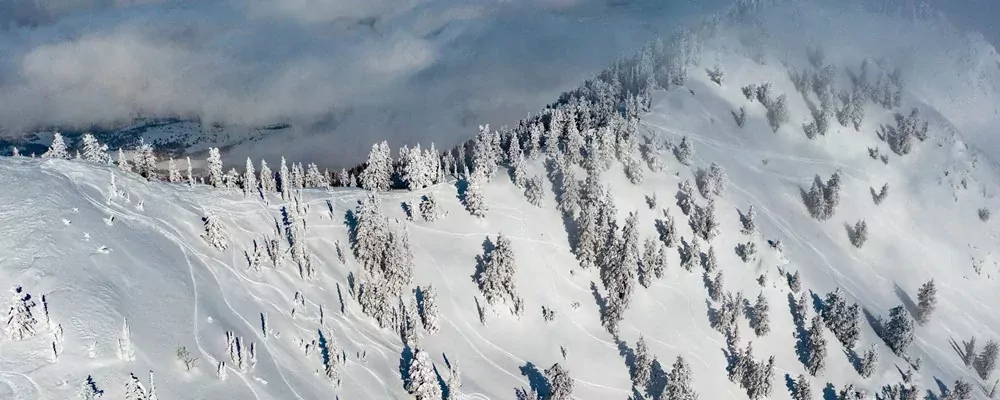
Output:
3 1 1000 400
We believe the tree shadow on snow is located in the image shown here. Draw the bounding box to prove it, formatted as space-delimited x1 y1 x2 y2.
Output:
433 363 449 400
784 373 796 397
843 348 862 375
519 362 551 398
648 358 667 399
398 345 414 385
862 307 884 338
590 282 608 320
893 283 918 319
455 178 469 206
615 337 637 382
810 290 826 316
822 383 837 400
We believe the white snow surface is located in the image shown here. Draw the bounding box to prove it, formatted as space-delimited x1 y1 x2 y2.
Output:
4 8 1000 399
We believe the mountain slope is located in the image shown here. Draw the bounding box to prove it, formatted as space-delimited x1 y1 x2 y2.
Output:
3 4 1000 400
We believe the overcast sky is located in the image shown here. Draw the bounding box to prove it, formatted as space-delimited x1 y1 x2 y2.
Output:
0 0 996 165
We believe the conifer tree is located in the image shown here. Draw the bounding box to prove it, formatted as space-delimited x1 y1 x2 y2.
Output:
118 318 135 361
792 374 812 400
511 152 527 188
118 149 133 173
447 359 462 399
464 168 489 218
633 336 652 390
258 160 275 195
475 234 522 314
77 375 104 399
546 363 575 400
123 373 146 400
859 343 878 378
278 157 291 200
976 340 998 380
916 279 937 325
167 158 181 183
752 292 770 336
405 348 443 400
883 305 915 355
418 285 441 335
243 158 257 197
420 194 439 222
677 180 695 215
5 286 38 341
674 136 693 166
664 356 698 400
202 214 228 250
524 175 545 207
207 148 224 187
81 133 110 163
133 139 157 180
806 316 827 376
305 163 326 187
42 132 70 159
185 157 193 186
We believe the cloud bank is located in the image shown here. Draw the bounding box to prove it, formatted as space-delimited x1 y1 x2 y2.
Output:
0 0 997 165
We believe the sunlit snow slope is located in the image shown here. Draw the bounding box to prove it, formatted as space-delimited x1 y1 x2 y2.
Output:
3 4 1000 400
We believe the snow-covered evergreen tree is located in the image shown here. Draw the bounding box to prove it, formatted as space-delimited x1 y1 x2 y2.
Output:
123 373 146 400
77 375 104 399
527 120 544 158
420 194 440 222
118 148 133 173
752 292 770 336
511 152 527 188
202 214 228 250
792 374 812 400
402 143 433 190
418 285 441 335
206 148 224 187
916 279 937 325
524 175 545 207
674 136 693 166
243 158 257 197
81 134 110 163
464 168 489 218
447 359 462 400
5 286 38 341
883 305 915 355
118 318 135 361
705 271 724 303
806 316 827 376
185 157 193 186
167 158 181 183
305 163 326 187
633 336 652 390
545 363 575 400
258 160 275 195
947 379 973 400
849 220 868 248
42 132 70 159
405 348 443 400
664 356 698 400
475 234 522 314
788 271 802 293
689 199 719 241
133 139 157 180
677 180 695 215
859 344 878 378
278 157 291 200
976 340 998 380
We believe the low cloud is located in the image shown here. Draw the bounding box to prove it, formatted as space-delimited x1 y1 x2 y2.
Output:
0 0 996 166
